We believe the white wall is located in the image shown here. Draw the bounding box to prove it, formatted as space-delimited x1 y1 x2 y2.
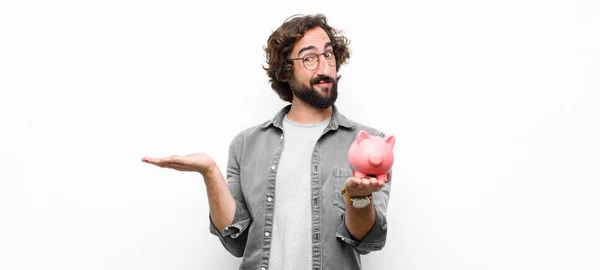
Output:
1 0 598 269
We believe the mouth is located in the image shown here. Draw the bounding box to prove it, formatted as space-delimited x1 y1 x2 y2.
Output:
311 76 334 87
315 80 331 86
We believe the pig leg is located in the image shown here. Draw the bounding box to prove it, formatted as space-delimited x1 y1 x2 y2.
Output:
353 171 367 178
375 174 388 181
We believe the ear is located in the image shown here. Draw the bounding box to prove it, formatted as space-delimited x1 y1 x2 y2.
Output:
385 135 396 148
356 130 370 145
280 64 294 82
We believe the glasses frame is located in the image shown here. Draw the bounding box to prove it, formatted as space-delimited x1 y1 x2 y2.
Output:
290 51 336 71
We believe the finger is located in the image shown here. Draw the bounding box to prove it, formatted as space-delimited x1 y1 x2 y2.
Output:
361 178 376 189
143 156 183 166
361 178 371 187
369 178 378 186
162 155 179 162
161 155 191 165
142 157 162 163
346 177 361 188
143 159 164 166
367 180 386 193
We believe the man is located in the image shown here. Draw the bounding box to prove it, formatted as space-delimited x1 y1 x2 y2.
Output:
142 13 392 270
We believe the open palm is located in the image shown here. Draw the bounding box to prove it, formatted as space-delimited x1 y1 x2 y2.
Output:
142 153 216 175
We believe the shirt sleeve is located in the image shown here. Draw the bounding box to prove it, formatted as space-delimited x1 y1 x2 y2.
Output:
208 134 252 257
335 171 392 255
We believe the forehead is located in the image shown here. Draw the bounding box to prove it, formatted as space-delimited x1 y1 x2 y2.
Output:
292 27 332 56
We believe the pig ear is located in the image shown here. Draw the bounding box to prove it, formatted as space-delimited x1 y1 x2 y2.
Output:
385 135 395 147
357 130 370 144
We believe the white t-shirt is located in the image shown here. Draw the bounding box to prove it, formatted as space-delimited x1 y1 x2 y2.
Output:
268 115 330 269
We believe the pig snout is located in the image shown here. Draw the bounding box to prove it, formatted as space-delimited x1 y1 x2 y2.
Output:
369 153 383 167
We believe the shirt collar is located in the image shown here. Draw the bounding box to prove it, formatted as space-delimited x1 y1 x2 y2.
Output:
260 104 354 130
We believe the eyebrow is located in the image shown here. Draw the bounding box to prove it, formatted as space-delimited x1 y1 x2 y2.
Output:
298 42 333 56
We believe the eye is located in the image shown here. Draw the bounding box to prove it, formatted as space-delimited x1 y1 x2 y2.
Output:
324 51 334 59
303 56 315 62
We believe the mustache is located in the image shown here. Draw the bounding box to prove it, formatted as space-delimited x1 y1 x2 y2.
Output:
310 76 336 85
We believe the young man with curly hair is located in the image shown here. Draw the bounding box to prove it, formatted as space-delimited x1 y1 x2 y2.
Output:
143 14 392 270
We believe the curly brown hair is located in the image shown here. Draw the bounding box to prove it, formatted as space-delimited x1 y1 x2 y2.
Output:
263 14 351 102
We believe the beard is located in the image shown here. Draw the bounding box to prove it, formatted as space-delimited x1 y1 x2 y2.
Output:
289 75 338 109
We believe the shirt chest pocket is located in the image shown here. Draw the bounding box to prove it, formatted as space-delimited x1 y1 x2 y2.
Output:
330 167 353 210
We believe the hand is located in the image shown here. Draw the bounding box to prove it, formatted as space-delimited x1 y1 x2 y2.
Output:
141 153 217 175
344 175 389 197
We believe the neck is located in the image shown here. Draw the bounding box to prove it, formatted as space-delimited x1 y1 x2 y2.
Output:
287 98 333 124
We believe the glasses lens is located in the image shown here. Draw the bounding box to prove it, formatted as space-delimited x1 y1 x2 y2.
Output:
325 52 336 66
300 52 336 70
303 53 318 70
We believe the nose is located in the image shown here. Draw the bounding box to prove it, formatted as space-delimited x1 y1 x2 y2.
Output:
369 153 383 167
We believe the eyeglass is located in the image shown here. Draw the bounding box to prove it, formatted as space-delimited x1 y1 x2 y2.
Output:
290 50 336 71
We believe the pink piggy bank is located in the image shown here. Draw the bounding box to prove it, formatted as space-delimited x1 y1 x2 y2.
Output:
348 130 395 181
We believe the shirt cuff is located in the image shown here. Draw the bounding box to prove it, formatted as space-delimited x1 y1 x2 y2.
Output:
335 206 388 253
208 200 251 239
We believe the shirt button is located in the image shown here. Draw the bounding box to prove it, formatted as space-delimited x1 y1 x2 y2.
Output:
267 197 272 202
265 232 270 237
270 165 276 171
261 268 266 270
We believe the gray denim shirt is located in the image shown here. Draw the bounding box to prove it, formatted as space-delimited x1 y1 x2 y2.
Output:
209 104 392 270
